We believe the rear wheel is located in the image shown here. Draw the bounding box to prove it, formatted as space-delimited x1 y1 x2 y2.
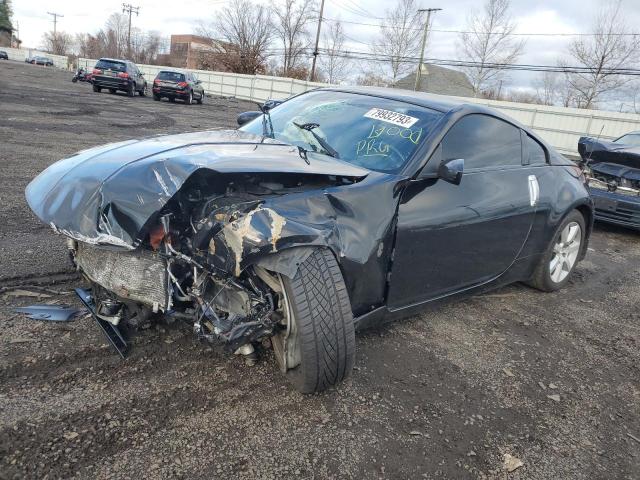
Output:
109 88 116 94
527 210 585 292
169 97 176 103
153 94 161 101
269 248 355 393
127 83 135 97
93 85 101 93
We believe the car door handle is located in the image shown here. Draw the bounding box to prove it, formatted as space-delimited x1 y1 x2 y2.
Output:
528 175 539 207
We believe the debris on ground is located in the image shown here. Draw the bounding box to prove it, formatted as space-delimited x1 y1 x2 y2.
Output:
14 305 82 322
503 453 524 472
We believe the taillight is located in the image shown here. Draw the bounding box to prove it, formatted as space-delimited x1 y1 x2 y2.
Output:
177 81 188 88
117 72 129 79
92 68 102 75
153 79 160 84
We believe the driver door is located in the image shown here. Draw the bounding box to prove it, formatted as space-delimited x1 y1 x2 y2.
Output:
387 114 538 309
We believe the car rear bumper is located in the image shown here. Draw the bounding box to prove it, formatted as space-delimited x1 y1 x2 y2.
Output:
590 187 640 230
93 76 130 90
152 86 189 97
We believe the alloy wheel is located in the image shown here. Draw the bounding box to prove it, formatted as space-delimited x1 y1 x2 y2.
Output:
549 221 581 283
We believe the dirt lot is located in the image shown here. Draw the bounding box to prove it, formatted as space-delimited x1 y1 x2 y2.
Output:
1 61 639 480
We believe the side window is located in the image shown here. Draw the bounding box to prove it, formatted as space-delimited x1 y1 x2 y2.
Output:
192 74 198 83
441 114 522 169
524 134 547 165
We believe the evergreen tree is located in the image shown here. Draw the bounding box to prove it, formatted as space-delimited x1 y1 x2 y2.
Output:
0 0 13 34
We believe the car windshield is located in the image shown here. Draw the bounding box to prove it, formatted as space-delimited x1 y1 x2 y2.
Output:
157 71 185 82
240 90 443 173
614 133 640 147
96 59 127 72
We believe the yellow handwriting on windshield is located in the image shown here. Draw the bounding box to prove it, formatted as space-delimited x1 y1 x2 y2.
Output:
356 138 390 157
367 123 423 144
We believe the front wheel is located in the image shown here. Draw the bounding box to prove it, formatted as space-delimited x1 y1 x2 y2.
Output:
93 85 101 93
185 90 193 105
139 83 147 96
127 83 135 97
270 248 355 393
527 210 585 292
196 91 204 104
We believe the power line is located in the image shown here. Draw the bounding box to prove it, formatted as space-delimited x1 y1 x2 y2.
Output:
323 16 640 37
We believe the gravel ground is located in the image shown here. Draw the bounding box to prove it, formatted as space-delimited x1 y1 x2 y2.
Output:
1 61 639 480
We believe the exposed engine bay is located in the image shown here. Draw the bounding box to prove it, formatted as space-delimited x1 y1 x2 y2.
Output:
581 163 640 197
69 171 353 359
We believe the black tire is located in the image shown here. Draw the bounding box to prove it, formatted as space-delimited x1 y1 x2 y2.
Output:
139 83 147 96
109 88 116 94
527 210 586 292
127 83 135 97
280 249 355 393
93 84 101 93
185 90 193 105
196 90 204 104
72 77 78 83
169 97 176 103
153 94 161 101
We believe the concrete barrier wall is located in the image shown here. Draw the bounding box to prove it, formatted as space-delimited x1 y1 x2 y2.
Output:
19 55 633 157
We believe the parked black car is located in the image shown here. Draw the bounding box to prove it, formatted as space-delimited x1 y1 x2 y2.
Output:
25 87 593 393
92 58 147 97
30 56 54 66
578 132 640 230
152 69 205 104
0 51 8 60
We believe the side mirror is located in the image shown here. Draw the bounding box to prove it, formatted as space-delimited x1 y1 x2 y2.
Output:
195 79 202 85
438 158 464 185
237 111 262 126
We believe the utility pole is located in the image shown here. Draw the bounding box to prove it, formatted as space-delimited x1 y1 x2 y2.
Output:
414 7 441 91
122 3 140 59
47 11 64 53
309 0 325 82
47 11 64 37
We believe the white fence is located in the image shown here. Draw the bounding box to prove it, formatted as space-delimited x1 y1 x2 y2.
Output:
4 47 69 69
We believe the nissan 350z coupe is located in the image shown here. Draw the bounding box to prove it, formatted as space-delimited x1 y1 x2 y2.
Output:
25 87 593 393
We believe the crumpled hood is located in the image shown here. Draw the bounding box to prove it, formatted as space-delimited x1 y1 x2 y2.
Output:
25 129 369 248
578 136 640 169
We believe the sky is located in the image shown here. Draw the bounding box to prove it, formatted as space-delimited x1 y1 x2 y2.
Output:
12 0 640 95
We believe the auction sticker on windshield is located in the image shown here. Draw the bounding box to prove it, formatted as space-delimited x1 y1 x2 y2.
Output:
364 108 419 128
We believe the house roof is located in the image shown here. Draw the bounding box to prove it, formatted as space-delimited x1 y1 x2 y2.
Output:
394 65 475 98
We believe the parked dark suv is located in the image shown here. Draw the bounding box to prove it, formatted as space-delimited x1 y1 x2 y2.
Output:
0 51 8 60
152 69 205 104
92 58 147 97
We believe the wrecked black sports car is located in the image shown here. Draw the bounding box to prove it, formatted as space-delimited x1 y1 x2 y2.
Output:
578 132 640 229
26 87 593 393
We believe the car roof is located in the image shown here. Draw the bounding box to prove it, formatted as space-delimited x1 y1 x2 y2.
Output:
317 85 538 123
98 58 130 63
157 69 188 74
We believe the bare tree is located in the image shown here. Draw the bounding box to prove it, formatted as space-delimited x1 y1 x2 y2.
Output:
374 0 422 84
319 20 348 84
273 0 314 75
458 0 525 96
42 31 73 55
561 0 640 109
534 71 561 106
200 0 274 75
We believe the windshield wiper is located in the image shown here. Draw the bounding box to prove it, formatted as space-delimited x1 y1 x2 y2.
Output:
257 102 274 139
293 122 340 159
